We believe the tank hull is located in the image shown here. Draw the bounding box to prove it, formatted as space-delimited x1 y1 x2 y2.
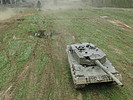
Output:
66 45 122 87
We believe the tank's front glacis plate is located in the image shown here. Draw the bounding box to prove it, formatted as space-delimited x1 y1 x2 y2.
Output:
66 42 122 88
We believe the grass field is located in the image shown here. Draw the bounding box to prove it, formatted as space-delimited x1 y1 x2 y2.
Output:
0 7 133 100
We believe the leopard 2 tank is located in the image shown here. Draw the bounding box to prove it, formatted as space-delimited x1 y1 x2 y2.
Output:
66 42 123 89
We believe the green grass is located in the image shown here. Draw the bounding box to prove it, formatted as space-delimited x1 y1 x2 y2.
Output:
0 7 133 100
0 9 51 98
49 7 133 100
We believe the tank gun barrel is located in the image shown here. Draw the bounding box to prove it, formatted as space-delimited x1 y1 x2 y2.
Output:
95 60 123 87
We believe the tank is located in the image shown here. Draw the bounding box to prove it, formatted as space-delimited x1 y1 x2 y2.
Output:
66 42 123 89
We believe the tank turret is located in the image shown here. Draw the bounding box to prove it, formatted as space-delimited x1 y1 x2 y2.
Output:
69 42 106 65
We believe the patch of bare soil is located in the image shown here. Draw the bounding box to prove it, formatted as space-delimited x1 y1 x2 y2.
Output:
109 45 123 55
77 92 83 100
15 11 34 19
0 84 13 100
0 19 15 34
107 19 133 30
60 27 78 42
0 9 34 29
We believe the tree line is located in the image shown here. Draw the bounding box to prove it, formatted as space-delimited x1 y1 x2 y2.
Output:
91 0 133 8
0 0 133 8
0 0 26 4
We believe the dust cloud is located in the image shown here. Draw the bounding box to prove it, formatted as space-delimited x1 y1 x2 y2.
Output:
40 0 89 10
0 8 16 20
0 0 90 20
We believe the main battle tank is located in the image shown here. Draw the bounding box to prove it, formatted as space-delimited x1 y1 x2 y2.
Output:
66 42 123 89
